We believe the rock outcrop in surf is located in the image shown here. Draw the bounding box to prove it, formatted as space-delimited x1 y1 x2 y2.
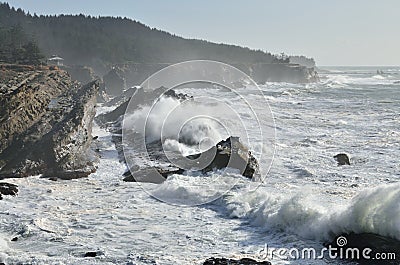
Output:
186 136 259 178
0 182 18 200
334 153 350 166
123 136 259 183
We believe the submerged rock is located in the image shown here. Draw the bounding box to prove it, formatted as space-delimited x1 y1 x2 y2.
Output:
334 153 350 166
203 257 271 265
0 65 99 179
84 251 98 257
0 182 18 200
327 233 400 264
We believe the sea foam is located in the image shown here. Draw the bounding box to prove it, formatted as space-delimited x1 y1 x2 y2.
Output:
220 182 400 242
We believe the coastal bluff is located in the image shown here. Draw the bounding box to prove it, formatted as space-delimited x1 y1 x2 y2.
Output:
0 64 99 179
105 62 318 91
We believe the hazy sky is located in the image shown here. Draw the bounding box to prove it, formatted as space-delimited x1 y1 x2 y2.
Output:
5 0 400 66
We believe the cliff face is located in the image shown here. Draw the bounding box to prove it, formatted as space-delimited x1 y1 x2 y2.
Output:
104 63 318 91
234 63 319 84
0 65 99 179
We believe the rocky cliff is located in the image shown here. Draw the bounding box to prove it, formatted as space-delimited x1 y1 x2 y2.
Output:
0 64 99 179
234 63 319 83
102 62 318 94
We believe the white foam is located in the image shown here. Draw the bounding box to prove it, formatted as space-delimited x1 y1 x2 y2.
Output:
124 96 223 145
0 234 8 261
326 183 400 240
162 139 198 156
220 182 400 242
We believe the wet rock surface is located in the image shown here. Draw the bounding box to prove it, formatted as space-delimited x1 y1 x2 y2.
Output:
334 153 350 166
0 182 18 200
0 64 99 179
123 136 259 183
186 136 259 179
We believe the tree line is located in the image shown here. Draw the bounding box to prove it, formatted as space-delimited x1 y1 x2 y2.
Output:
0 23 43 65
0 2 288 68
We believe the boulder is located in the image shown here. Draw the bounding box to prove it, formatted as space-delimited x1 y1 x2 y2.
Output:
84 251 98 257
123 167 184 184
203 257 271 265
0 182 18 200
186 136 259 179
334 153 350 166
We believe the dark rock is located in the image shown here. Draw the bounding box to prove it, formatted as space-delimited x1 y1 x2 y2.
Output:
334 153 350 166
11 236 18 241
123 167 184 184
186 136 259 179
203 257 271 265
0 65 99 179
96 99 129 126
103 86 138 107
103 67 125 96
123 136 259 183
326 233 400 264
84 251 97 257
0 182 18 199
163 89 193 101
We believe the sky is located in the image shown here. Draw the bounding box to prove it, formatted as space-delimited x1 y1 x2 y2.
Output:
4 0 400 66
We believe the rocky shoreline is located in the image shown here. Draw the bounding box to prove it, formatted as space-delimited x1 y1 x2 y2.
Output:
0 64 99 180
103 62 319 93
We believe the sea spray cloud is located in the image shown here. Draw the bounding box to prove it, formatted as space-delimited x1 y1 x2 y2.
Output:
124 96 224 147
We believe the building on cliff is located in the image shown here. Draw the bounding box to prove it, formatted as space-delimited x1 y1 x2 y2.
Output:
47 56 64 66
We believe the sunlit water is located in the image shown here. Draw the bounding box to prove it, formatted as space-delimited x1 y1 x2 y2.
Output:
1 67 399 264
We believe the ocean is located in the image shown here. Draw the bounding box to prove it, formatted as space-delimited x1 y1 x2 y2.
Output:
1 66 399 264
